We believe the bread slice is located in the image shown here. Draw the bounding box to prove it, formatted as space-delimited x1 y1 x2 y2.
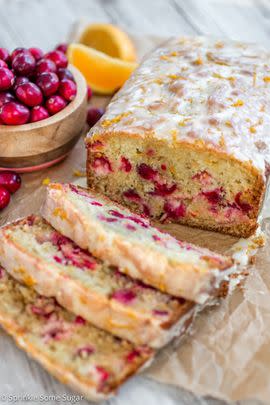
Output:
0 215 196 348
0 267 153 401
41 183 235 303
85 36 268 238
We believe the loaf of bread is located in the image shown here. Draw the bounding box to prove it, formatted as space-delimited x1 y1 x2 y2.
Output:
0 215 196 348
0 267 153 401
41 183 234 303
85 36 270 237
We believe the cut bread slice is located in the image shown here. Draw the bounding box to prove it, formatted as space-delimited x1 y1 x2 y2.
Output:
0 267 153 401
41 183 235 303
0 216 196 348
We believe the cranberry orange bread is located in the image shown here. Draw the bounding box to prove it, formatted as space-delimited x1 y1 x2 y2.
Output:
85 36 270 238
41 183 235 303
0 215 196 348
0 267 153 401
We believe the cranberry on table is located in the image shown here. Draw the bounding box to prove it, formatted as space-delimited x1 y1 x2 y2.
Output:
12 51 36 76
0 60 8 68
87 107 104 127
0 171 21 193
30 105 49 122
29 47 44 61
36 58 57 74
0 92 14 107
59 79 77 101
55 43 68 54
15 82 43 107
46 95 67 115
44 50 68 69
0 101 30 125
87 85 93 101
0 68 14 91
57 67 74 81
10 47 27 62
0 185 10 210
13 76 29 90
36 72 59 96
0 48 9 62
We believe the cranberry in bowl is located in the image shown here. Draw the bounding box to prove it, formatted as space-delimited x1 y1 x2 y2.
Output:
0 47 87 173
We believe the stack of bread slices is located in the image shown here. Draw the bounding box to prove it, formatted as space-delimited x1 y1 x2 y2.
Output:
0 182 239 401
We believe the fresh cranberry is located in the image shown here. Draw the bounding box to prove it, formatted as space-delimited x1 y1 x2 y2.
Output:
0 186 10 209
57 67 74 81
234 192 252 213
13 76 29 90
10 47 27 62
36 72 59 96
29 47 44 61
126 224 136 231
16 82 43 107
91 157 112 175
0 48 9 62
77 346 94 357
46 95 67 115
99 214 118 223
119 157 132 172
74 315 86 325
202 188 223 204
0 60 7 68
137 163 158 181
111 288 136 304
0 101 30 125
44 50 68 68
58 79 77 101
126 349 140 362
30 105 49 122
36 58 57 74
12 51 36 76
87 85 92 101
0 68 14 91
95 366 110 385
0 92 14 107
143 204 150 216
55 43 68 54
123 189 141 202
0 171 21 193
108 210 125 218
87 107 104 127
164 201 186 219
150 183 177 197
153 309 169 316
127 215 149 228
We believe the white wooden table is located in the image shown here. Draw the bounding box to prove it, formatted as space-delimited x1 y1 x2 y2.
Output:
0 0 268 404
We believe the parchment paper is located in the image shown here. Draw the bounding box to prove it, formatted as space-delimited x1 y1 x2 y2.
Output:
1 32 270 404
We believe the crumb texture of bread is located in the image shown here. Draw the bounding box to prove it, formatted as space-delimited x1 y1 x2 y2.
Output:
85 36 270 237
0 267 153 401
41 183 235 304
0 215 195 348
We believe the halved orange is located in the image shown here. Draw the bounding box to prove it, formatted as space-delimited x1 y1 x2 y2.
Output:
67 43 137 95
77 23 137 62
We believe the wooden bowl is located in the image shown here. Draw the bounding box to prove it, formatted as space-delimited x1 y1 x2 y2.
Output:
0 65 87 172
